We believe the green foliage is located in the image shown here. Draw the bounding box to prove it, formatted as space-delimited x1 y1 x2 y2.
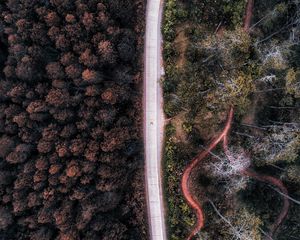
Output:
176 6 188 20
163 0 187 65
164 95 182 118
182 122 192 134
163 0 300 239
286 165 300 183
191 28 255 114
163 0 178 42
163 135 195 240
227 208 262 240
223 0 247 27
288 44 300 68
275 134 300 163
220 28 252 63
162 65 180 94
166 123 176 138
224 71 255 114
260 3 289 34
253 125 300 166
285 68 300 98
176 77 205 112
205 201 262 240
187 0 244 29
163 41 178 62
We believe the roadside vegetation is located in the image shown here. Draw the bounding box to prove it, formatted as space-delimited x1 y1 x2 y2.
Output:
162 0 300 239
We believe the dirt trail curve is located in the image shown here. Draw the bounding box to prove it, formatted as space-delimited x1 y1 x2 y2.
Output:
181 1 289 239
144 0 167 240
181 0 254 238
181 108 234 240
183 106 290 240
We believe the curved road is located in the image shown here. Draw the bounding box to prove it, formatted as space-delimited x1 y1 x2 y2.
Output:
144 0 167 240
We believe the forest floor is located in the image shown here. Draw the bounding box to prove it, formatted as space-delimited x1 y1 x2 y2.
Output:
162 0 300 239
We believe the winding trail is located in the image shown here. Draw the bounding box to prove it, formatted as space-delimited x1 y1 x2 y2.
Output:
182 1 289 239
183 106 290 240
181 108 234 240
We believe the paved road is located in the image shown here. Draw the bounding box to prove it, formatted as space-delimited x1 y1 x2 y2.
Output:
144 0 167 240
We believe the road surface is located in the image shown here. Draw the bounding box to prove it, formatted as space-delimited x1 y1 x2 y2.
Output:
144 0 167 239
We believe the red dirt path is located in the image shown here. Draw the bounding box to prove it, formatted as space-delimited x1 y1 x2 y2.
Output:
244 0 254 32
181 108 234 240
181 1 289 239
182 0 254 238
182 106 289 240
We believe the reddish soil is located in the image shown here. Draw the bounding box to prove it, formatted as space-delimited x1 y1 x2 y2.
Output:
244 0 254 32
181 108 234 240
182 106 290 240
182 0 254 238
181 1 289 239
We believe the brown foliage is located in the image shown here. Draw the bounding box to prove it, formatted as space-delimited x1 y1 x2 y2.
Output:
0 207 13 229
101 88 117 104
0 0 146 238
79 49 98 67
46 89 69 107
98 40 116 64
46 62 65 80
0 135 15 158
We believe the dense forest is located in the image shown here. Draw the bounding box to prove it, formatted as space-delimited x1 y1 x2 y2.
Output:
163 0 300 239
0 0 147 239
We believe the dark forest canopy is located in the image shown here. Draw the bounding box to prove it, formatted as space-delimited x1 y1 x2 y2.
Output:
0 0 146 239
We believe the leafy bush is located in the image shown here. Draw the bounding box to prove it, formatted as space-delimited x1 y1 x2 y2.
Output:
285 68 300 98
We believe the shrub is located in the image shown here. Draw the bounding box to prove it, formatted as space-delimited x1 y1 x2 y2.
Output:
163 0 177 42
285 68 300 98
253 125 300 166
